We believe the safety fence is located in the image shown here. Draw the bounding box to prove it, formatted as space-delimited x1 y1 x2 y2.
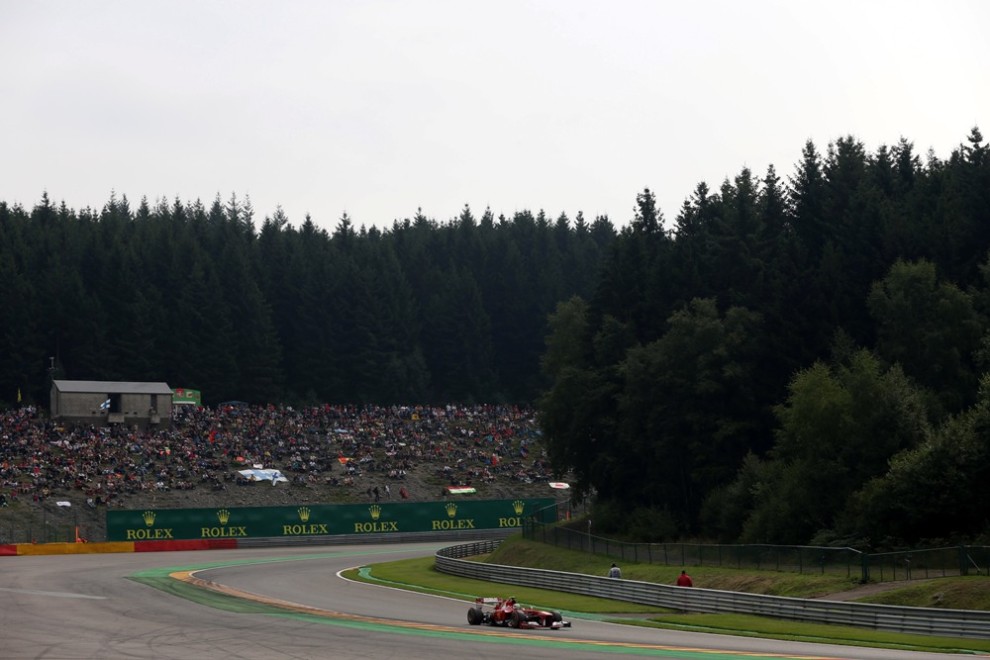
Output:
435 540 990 640
868 546 990 581
522 519 990 583
0 509 96 545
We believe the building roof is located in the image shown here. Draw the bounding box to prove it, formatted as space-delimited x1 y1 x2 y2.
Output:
52 380 173 395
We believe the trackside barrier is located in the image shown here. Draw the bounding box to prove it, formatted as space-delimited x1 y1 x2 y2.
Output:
237 527 519 549
106 498 554 541
0 527 522 557
524 521 990 583
435 541 990 640
0 527 521 557
133 539 238 552
15 542 135 556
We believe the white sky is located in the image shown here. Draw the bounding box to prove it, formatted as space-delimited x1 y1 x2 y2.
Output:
2 1 987 232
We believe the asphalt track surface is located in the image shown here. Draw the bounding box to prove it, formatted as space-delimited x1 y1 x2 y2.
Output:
1 543 986 660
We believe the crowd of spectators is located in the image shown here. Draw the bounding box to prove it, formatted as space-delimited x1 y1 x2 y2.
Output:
0 403 552 509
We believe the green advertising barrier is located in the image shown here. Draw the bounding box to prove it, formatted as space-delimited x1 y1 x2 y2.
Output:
107 498 556 542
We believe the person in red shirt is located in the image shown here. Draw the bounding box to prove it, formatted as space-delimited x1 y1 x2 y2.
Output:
676 570 693 587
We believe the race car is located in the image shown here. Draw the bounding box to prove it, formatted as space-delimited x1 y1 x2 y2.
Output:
466 597 571 629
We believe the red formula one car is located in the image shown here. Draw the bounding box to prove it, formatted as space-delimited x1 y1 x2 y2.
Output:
466 597 571 629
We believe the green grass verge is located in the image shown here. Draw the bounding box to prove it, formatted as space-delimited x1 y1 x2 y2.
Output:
486 538 862 598
857 577 990 609
345 556 663 615
344 535 990 655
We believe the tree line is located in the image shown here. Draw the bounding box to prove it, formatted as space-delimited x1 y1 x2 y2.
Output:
541 128 990 548
2 127 988 547
0 196 614 405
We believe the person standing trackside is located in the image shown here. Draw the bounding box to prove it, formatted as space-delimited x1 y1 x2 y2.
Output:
608 563 621 578
676 570 693 587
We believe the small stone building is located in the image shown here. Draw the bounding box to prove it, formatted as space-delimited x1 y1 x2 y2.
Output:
50 380 174 428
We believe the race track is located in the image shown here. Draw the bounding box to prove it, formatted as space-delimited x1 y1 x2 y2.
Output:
0 543 984 660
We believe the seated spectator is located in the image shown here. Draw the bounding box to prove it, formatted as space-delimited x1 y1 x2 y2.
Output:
0 402 549 509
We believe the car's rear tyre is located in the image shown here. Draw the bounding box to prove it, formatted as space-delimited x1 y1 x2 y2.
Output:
467 607 483 625
510 610 525 628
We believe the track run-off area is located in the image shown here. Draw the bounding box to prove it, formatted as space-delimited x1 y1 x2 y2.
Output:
1 543 983 660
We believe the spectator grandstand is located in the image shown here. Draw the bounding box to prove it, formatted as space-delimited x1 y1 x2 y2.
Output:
0 403 558 541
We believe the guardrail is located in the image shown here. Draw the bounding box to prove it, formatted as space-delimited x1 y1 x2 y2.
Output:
435 541 990 640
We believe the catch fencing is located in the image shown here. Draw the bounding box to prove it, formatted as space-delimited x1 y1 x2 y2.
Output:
523 519 990 583
435 540 990 640
0 508 94 544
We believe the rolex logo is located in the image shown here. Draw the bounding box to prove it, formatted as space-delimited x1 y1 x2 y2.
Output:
513 500 525 515
445 502 458 518
217 508 231 525
298 506 311 522
369 504 381 521
142 510 156 527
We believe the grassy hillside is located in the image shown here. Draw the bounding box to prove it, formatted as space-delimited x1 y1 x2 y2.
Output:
484 537 990 609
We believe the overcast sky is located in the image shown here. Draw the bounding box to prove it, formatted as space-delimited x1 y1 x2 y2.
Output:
2 1 988 232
